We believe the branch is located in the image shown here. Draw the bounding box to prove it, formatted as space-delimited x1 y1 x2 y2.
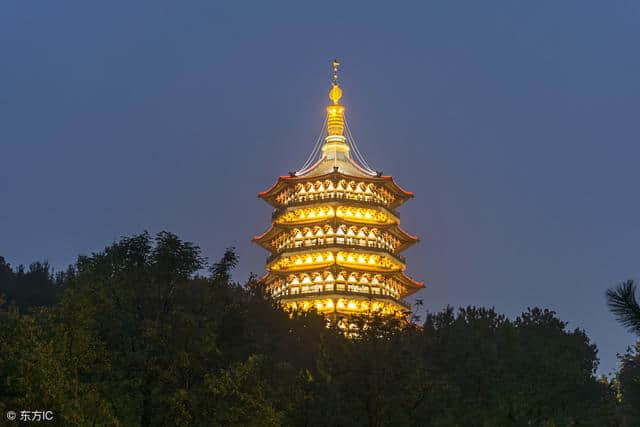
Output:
606 279 640 335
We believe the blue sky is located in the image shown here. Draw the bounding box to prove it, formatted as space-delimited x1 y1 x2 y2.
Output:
2 1 639 374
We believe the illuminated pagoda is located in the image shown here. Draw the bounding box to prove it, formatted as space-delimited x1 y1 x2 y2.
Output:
253 60 423 320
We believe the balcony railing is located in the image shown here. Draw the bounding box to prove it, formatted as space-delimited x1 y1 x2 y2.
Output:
277 289 411 310
272 199 400 221
266 242 406 265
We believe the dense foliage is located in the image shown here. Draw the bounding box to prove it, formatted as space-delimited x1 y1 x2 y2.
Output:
0 256 62 311
0 232 637 426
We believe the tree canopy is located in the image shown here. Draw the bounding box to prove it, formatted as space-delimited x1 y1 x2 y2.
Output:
0 232 636 426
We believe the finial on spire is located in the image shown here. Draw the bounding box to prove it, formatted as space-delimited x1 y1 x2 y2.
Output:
329 59 343 105
323 59 348 158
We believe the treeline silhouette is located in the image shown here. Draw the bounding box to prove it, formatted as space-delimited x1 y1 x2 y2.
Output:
0 232 638 426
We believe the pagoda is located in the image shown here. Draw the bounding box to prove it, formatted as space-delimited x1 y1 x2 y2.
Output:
253 60 423 320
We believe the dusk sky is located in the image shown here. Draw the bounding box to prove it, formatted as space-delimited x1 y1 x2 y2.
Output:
2 1 639 374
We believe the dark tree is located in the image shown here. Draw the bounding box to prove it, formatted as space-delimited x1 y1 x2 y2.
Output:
0 233 624 426
0 256 61 311
615 341 640 426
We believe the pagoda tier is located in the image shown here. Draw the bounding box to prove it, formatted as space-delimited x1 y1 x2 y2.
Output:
253 217 418 254
262 268 423 299
261 268 421 316
253 61 423 319
259 170 414 211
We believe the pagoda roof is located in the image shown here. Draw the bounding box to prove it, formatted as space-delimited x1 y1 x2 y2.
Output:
252 220 418 253
260 270 424 295
297 155 376 179
394 271 425 295
258 169 414 209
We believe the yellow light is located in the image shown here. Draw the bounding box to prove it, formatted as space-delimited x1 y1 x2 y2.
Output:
276 205 394 225
326 300 334 308
347 301 357 310
329 83 342 104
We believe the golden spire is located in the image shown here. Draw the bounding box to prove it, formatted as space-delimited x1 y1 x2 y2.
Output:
323 59 349 158
329 59 343 104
